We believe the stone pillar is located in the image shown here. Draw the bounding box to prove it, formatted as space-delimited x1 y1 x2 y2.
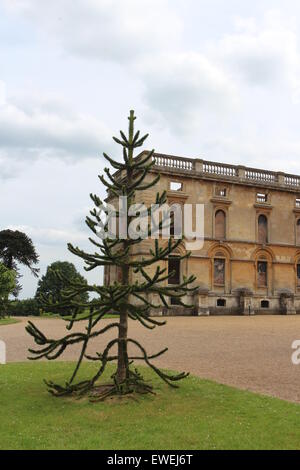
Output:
195 159 204 173
194 287 210 316
236 288 255 315
237 166 246 180
242 295 255 315
277 172 285 186
280 292 296 315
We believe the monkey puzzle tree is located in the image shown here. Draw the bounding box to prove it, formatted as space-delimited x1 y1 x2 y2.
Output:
26 111 197 400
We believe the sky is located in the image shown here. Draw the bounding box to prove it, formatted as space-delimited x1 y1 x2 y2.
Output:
2 0 300 297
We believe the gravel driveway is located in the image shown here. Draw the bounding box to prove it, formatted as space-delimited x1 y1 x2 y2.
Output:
1 316 300 403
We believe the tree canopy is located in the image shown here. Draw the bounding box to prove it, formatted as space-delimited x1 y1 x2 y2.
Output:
0 229 39 296
0 263 16 318
35 261 89 315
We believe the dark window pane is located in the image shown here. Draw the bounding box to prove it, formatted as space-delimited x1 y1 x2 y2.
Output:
168 257 180 285
297 264 300 286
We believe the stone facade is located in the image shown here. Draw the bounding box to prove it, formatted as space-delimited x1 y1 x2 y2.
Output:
105 152 300 316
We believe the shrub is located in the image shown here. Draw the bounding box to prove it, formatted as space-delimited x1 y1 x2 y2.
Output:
7 298 40 317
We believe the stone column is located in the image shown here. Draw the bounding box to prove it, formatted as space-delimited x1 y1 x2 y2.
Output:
195 159 204 173
280 292 296 315
237 166 246 180
277 172 285 186
194 287 210 316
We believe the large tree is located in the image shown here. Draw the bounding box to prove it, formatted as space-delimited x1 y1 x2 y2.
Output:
35 261 89 315
0 229 39 296
26 111 197 400
0 263 16 318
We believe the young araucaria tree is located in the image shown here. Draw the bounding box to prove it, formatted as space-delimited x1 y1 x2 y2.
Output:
27 110 197 400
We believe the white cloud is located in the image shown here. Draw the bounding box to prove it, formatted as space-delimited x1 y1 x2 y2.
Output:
216 10 300 92
0 81 6 106
2 0 182 63
138 10 300 135
138 52 238 135
0 84 111 177
8 224 87 246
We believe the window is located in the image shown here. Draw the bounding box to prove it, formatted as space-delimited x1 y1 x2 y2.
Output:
104 266 110 286
215 210 226 240
258 214 268 244
170 181 183 191
296 198 300 208
261 300 269 309
297 219 300 245
171 296 181 305
257 261 268 287
297 264 300 287
214 258 225 286
217 298 226 307
216 187 227 197
170 212 174 237
257 193 267 203
169 205 182 238
168 256 180 285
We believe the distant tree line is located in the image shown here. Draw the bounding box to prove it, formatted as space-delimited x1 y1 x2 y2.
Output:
0 229 89 317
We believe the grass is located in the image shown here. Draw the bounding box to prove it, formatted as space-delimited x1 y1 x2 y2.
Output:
0 362 299 450
0 318 20 326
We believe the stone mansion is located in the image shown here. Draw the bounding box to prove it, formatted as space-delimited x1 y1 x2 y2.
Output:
104 152 300 316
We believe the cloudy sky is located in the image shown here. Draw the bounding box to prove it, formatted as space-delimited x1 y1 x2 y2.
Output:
2 0 300 297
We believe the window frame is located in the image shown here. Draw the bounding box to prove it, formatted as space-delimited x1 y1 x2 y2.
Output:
214 209 226 240
257 213 269 244
213 257 226 287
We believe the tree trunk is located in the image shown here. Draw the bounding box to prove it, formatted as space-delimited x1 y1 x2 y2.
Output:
116 309 128 383
116 264 129 384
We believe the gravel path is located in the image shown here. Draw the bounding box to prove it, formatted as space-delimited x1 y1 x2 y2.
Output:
1 316 300 403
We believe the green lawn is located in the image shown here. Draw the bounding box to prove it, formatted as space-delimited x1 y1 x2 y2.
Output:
0 318 20 326
0 362 299 450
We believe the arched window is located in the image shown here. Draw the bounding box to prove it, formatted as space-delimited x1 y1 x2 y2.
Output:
257 260 268 287
296 219 300 245
214 258 225 286
258 215 268 244
215 210 226 240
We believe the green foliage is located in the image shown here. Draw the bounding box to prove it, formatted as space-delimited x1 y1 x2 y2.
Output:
0 229 39 296
7 298 40 317
27 110 197 400
35 261 89 315
0 263 16 318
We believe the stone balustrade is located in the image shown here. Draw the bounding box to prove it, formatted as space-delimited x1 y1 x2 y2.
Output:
150 152 300 189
